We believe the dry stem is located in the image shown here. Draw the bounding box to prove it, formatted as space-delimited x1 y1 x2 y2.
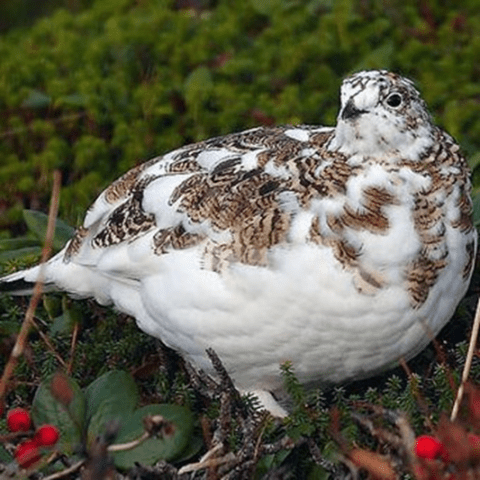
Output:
42 460 85 480
0 170 61 406
107 431 150 452
451 296 480 421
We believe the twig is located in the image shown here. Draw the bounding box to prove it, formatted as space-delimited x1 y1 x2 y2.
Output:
0 430 32 442
178 452 237 474
107 431 150 452
205 347 248 418
31 317 68 369
108 415 173 451
307 438 338 473
205 348 238 398
260 435 296 455
198 443 223 463
0 170 61 406
451 296 480 421
67 320 79 375
42 459 85 480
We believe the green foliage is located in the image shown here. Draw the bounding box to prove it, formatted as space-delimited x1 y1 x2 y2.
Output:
84 370 139 443
31 370 196 469
31 373 85 455
22 210 75 250
113 404 194 469
0 0 480 232
0 209 74 269
281 360 306 407
0 0 94 33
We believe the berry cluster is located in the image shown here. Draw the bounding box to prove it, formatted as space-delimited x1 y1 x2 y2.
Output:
6 408 60 469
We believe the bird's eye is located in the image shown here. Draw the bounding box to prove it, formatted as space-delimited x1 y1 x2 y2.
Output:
386 93 402 108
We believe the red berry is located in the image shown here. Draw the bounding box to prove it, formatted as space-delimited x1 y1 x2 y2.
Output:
415 435 444 459
33 424 60 447
15 440 41 469
6 408 31 432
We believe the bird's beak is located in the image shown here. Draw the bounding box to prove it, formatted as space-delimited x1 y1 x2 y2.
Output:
341 98 368 121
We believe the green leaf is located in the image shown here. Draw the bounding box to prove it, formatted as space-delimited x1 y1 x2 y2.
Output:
0 445 12 464
353 41 394 71
43 294 63 321
0 237 41 266
112 404 194 469
51 312 76 335
307 464 331 480
49 295 83 335
472 192 480 228
469 150 480 170
184 66 213 113
0 237 39 251
85 370 139 445
256 450 292 478
55 93 87 108
173 434 204 463
0 320 22 335
0 246 42 263
22 90 52 109
249 0 281 15
31 374 86 455
22 210 75 251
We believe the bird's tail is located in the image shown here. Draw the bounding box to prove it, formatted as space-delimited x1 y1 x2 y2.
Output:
0 265 56 295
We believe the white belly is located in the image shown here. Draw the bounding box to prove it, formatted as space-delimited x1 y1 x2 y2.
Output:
130 230 471 394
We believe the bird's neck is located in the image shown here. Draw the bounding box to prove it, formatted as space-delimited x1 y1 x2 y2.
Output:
327 119 435 163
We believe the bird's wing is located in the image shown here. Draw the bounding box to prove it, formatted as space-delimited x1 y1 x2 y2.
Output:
0 125 337 297
61 125 335 275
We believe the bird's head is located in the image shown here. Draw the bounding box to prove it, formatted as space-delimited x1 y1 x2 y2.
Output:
329 70 435 161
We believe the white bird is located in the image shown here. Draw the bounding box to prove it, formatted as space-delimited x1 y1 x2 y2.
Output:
1 70 476 416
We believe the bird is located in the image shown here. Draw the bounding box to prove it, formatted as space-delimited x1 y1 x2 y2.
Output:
1 70 477 416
